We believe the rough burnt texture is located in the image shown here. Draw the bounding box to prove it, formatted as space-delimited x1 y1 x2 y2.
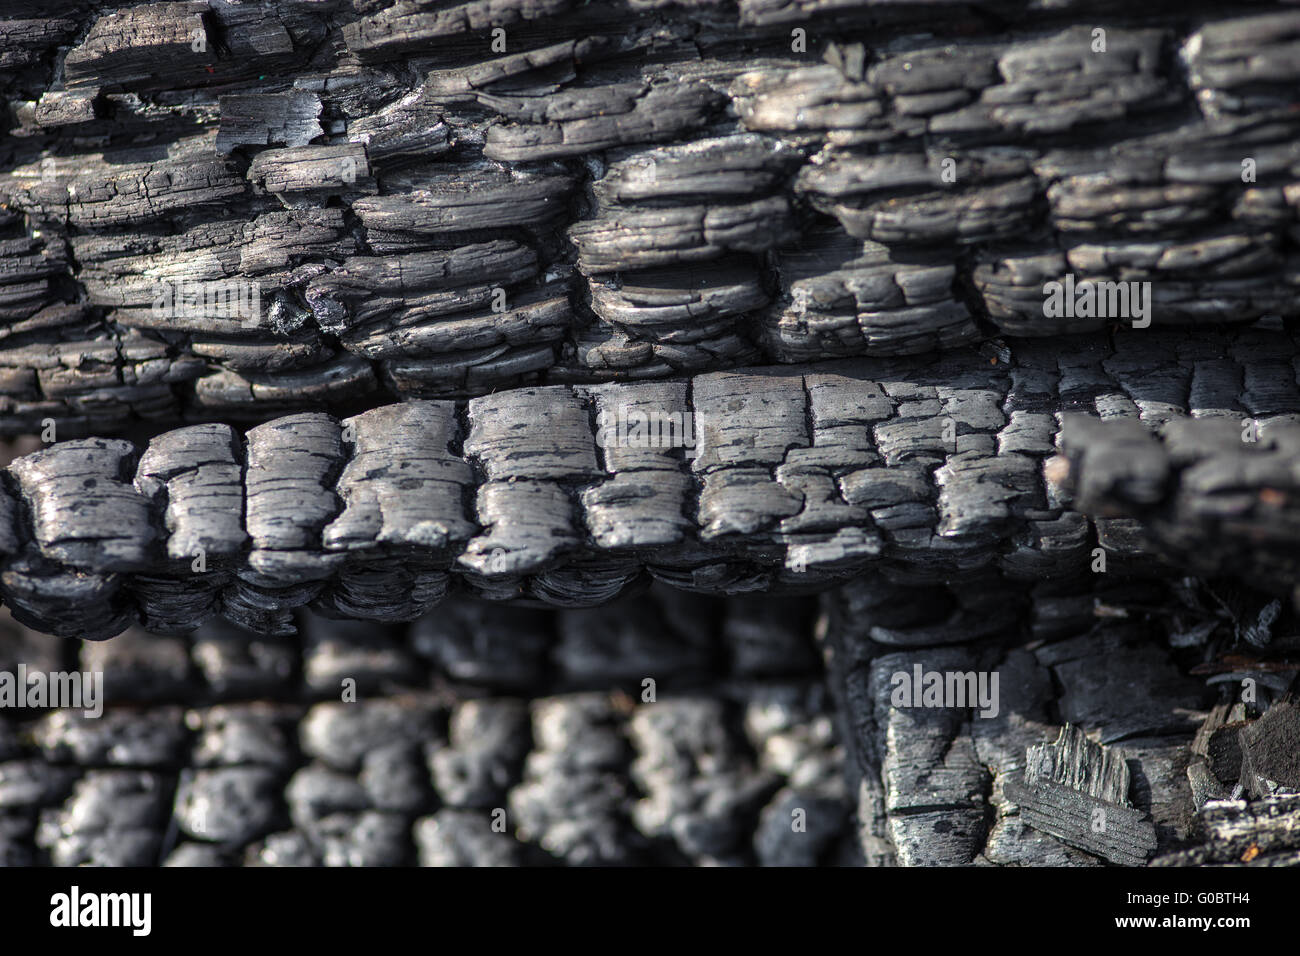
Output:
4 574 1297 868
3 0 1300 871
1 2 1299 434
1060 413 1300 607
0 589 855 867
0 330 1296 638
821 555 1300 867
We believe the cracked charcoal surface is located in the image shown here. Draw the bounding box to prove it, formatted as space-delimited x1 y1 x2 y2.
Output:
821 565 1300 867
1 3 1299 433
3 572 1296 867
0 587 853 867
2 0 1300 871
1060 414 1300 608
0 332 1299 638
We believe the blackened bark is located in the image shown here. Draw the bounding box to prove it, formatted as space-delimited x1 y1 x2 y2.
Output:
0 2 1298 433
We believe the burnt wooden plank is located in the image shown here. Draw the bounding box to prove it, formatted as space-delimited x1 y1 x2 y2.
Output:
1002 726 1159 866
